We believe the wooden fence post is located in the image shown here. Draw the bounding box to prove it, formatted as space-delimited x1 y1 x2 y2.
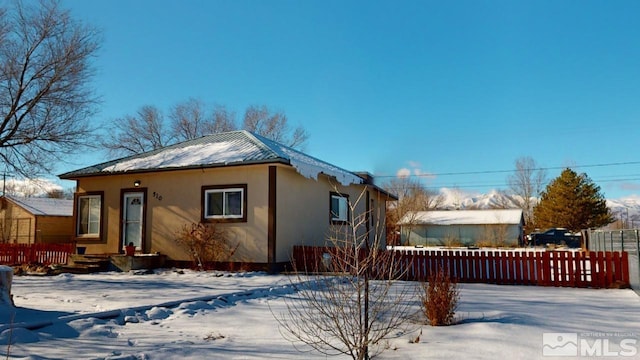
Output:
621 251 630 287
605 252 614 287
487 251 495 284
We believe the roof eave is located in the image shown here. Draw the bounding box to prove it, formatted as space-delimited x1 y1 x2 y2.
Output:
59 158 292 180
367 184 398 201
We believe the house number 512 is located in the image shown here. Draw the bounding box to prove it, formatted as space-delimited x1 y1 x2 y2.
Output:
153 192 163 201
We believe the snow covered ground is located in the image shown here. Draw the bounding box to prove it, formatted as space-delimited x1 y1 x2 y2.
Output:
1 269 639 359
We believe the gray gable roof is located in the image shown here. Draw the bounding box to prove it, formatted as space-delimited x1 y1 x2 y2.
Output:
60 130 364 186
5 196 73 217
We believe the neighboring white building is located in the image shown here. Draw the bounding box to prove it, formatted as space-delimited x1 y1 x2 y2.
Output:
399 209 525 247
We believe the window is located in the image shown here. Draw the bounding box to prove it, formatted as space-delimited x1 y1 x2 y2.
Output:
77 194 102 237
202 184 247 222
330 193 349 223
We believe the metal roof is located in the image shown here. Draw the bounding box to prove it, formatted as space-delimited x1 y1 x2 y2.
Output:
58 130 364 187
4 195 73 217
399 209 524 226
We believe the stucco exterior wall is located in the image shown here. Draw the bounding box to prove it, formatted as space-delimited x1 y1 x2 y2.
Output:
73 164 390 264
274 167 386 263
75 165 270 261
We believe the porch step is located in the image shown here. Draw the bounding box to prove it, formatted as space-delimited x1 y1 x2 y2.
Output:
66 254 112 273
60 264 102 274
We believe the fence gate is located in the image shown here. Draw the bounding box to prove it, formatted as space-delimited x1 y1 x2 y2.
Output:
588 229 639 294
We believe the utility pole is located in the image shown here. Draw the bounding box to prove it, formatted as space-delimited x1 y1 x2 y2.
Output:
626 208 630 229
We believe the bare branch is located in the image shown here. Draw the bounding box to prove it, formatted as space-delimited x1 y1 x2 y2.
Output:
274 187 418 360
208 105 237 134
507 156 547 230
0 0 100 177
101 105 170 157
383 177 442 246
243 105 308 149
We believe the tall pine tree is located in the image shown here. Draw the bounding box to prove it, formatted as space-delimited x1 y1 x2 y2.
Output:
533 168 614 231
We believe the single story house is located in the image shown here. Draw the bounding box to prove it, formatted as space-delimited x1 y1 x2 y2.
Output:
0 195 73 244
399 209 525 247
59 130 396 270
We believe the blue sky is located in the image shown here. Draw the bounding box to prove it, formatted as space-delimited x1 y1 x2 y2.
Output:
57 0 640 199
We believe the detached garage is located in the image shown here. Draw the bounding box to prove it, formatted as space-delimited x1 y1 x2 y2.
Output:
0 196 73 244
399 209 525 247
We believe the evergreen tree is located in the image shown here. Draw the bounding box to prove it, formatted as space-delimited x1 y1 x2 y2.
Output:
533 168 614 231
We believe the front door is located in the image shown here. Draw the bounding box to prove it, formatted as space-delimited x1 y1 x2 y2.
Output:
122 192 144 251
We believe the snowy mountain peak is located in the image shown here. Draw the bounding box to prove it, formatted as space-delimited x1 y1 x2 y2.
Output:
435 188 639 226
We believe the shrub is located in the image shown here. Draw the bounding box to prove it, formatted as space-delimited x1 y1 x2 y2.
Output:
443 234 463 248
175 222 238 270
420 267 460 326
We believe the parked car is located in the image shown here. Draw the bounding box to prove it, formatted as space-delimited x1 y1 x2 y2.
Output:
526 228 582 248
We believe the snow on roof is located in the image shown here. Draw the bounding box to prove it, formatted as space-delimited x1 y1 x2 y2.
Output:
102 138 261 173
60 131 363 186
5 196 73 217
399 209 524 226
251 133 363 186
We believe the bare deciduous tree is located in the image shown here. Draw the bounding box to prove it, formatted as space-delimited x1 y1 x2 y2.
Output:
274 188 418 360
507 156 547 230
209 105 237 134
383 177 442 245
102 105 171 157
169 98 209 141
243 105 308 149
168 99 238 141
103 101 307 156
0 0 100 177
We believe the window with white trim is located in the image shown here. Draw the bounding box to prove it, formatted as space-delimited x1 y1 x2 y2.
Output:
77 194 102 237
203 185 246 221
330 193 349 223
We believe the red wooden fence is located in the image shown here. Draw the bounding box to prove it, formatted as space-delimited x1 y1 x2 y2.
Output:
0 243 74 265
292 246 630 289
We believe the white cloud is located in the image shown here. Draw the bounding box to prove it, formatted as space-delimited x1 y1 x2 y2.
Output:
396 168 411 178
2 178 63 197
395 161 436 180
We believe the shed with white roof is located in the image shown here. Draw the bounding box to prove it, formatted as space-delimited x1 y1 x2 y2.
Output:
398 209 525 247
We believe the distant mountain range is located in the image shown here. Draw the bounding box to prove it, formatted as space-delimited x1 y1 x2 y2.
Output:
436 188 640 227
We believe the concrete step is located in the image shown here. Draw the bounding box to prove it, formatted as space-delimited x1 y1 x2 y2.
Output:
73 259 110 265
61 265 94 274
67 254 112 273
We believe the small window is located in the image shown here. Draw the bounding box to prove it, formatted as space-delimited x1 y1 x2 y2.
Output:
330 193 349 223
77 194 102 237
202 185 247 222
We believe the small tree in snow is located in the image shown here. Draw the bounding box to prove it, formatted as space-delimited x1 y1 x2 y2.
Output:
274 187 418 360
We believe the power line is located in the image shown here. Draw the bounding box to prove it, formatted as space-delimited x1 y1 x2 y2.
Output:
375 160 640 179
382 176 640 192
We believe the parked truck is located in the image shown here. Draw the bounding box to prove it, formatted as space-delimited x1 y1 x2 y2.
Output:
526 228 582 248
